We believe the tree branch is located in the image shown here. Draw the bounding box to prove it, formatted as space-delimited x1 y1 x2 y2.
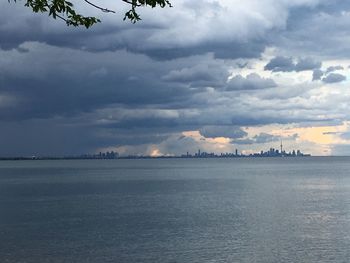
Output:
8 0 172 27
121 0 141 7
83 0 116 13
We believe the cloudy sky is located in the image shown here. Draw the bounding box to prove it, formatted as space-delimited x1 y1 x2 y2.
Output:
1 0 350 156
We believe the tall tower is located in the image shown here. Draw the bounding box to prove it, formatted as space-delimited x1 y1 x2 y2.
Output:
280 140 283 156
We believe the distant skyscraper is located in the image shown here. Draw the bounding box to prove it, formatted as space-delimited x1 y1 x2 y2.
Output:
280 140 283 156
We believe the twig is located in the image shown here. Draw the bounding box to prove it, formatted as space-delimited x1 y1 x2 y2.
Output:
83 0 116 13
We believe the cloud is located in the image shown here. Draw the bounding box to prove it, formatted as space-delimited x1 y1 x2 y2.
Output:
0 43 197 120
199 126 247 139
322 73 346 83
233 133 281 145
295 57 322 72
264 56 295 72
326 65 344 74
225 73 277 90
0 0 323 60
254 133 281 144
232 132 299 145
265 56 321 72
312 65 345 81
312 69 324 81
162 62 229 87
2 0 350 156
270 1 350 59
1 39 348 156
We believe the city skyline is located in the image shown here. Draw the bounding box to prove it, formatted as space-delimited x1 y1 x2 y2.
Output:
0 143 311 160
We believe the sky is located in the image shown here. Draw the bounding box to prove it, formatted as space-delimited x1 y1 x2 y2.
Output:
1 0 350 156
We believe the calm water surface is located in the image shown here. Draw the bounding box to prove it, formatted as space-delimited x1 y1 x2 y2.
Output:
1 157 350 262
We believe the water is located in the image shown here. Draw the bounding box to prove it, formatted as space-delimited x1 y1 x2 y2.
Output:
1 157 350 263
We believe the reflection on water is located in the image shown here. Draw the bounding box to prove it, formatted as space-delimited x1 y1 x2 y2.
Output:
1 157 350 262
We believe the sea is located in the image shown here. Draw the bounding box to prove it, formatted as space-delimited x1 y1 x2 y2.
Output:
0 157 350 263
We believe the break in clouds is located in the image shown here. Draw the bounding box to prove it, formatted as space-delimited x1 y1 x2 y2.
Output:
1 0 350 156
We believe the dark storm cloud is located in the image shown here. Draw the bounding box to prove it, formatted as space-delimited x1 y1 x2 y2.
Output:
140 41 266 61
0 45 198 120
162 63 229 88
2 0 350 156
312 69 324 81
295 58 322 72
312 65 346 82
2 0 349 62
91 127 171 146
101 117 180 129
199 126 247 139
0 118 174 157
326 66 344 74
232 138 255 145
233 133 280 145
264 56 295 72
322 73 346 83
272 0 350 59
0 73 192 120
0 119 102 156
229 113 332 127
225 73 277 91
0 4 115 52
0 2 267 61
254 133 281 144
232 133 299 146
265 56 321 72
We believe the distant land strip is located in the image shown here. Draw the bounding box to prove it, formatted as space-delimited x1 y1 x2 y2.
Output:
0 147 311 160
